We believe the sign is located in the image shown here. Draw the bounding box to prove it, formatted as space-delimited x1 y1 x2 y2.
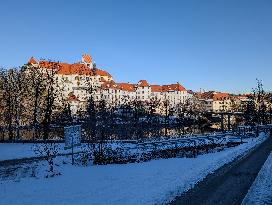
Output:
64 125 81 149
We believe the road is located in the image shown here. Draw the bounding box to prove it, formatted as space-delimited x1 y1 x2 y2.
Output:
170 134 272 205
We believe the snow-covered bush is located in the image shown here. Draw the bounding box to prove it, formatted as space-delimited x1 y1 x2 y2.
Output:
33 142 61 178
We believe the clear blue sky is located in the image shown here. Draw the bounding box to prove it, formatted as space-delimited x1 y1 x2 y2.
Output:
0 0 271 93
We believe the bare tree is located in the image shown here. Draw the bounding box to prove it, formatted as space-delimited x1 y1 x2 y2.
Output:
1 69 16 140
40 63 59 140
85 95 97 144
13 67 28 140
24 65 47 140
34 142 61 178
252 79 268 124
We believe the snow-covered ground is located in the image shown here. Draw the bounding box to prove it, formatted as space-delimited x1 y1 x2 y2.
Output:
242 152 272 205
0 133 268 205
0 143 84 161
0 133 253 161
0 143 36 161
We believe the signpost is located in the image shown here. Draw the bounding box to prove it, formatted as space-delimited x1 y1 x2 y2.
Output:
64 125 81 164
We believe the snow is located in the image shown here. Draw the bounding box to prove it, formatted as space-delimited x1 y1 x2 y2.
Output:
0 133 251 161
0 143 82 161
0 143 35 161
0 133 268 205
242 152 272 205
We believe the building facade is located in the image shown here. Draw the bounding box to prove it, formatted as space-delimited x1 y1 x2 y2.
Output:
27 54 191 115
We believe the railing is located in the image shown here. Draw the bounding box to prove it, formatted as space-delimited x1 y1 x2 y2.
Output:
92 124 272 164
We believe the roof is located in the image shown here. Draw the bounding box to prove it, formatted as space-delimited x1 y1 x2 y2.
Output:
197 91 230 101
150 83 186 92
151 85 162 92
162 83 186 92
138 80 149 87
197 91 214 99
95 69 112 78
30 58 112 77
117 83 135 92
101 81 118 90
102 81 136 92
28 57 38 64
69 63 93 75
39 61 60 70
213 92 230 101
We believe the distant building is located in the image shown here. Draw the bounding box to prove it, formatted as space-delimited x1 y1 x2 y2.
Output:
26 54 191 115
196 91 232 113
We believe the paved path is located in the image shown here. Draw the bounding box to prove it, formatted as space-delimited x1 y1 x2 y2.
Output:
170 135 272 205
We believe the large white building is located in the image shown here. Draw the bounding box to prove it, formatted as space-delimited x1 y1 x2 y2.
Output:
27 54 192 115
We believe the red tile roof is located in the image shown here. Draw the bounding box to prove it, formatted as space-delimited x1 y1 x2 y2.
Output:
102 81 136 92
198 91 230 101
138 80 149 87
33 59 111 77
28 57 38 64
39 61 61 70
150 83 186 92
151 85 162 92
117 83 136 92
101 81 118 90
69 63 93 75
213 93 230 101
197 91 214 99
162 83 186 92
94 69 112 78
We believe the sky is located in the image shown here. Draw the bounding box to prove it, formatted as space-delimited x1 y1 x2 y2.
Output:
0 0 271 93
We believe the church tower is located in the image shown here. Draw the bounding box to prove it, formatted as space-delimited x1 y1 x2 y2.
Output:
82 53 93 69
